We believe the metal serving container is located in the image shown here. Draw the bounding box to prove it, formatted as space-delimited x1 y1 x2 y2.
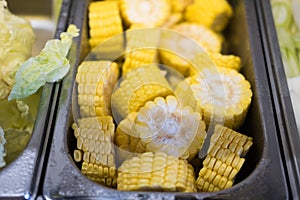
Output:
255 0 300 198
41 0 294 199
0 0 70 199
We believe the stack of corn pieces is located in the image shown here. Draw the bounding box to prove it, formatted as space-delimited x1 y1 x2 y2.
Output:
71 0 255 193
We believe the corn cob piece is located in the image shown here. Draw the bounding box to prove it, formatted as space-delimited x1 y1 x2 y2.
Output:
75 60 119 118
115 95 207 160
185 67 252 129
185 0 233 32
209 52 241 71
111 65 173 119
88 1 124 56
196 125 253 192
120 0 171 27
159 23 223 76
117 152 196 192
72 116 117 187
122 25 160 74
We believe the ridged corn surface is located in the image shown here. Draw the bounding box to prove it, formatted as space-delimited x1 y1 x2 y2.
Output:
209 52 241 71
76 61 119 118
117 152 196 192
72 116 117 187
188 67 252 129
88 1 123 49
196 125 253 192
111 65 173 119
185 0 233 32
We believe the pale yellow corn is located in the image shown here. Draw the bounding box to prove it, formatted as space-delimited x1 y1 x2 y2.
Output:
120 0 171 27
122 25 160 74
185 0 233 32
183 67 252 129
117 152 196 192
196 125 253 192
111 65 173 119
72 116 117 187
209 52 241 71
75 60 119 118
115 95 207 160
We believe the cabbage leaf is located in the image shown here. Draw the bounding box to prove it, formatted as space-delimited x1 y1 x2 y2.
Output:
8 24 79 100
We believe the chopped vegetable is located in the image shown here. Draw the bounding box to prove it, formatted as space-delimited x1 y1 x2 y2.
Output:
196 125 253 192
176 67 252 130
8 24 79 100
72 116 117 187
0 0 35 100
184 0 233 32
271 0 300 131
117 152 197 192
111 65 173 119
75 61 119 118
120 0 171 27
0 126 6 168
115 95 207 160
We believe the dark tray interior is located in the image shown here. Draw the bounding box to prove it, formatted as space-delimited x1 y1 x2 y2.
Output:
41 0 291 199
0 0 70 199
255 0 300 197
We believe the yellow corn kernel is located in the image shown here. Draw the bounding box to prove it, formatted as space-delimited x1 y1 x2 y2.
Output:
111 65 173 119
185 0 233 32
117 152 196 192
120 0 171 27
75 61 119 118
88 1 123 49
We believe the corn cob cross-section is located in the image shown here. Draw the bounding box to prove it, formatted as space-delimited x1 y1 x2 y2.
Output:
111 65 173 119
196 125 253 192
72 116 117 187
185 0 233 32
183 67 252 130
120 0 171 27
115 95 207 160
75 60 119 118
117 152 197 192
88 1 124 53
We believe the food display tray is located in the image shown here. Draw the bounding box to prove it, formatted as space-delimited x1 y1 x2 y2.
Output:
41 0 292 199
0 0 71 199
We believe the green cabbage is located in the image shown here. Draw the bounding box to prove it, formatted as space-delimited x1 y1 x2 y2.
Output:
0 0 35 100
0 126 6 168
8 24 79 100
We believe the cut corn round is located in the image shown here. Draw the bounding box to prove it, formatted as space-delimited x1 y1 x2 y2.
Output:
161 13 183 28
187 67 252 129
120 0 171 27
122 27 160 74
72 116 117 187
196 125 252 192
88 1 123 48
185 0 233 32
208 52 242 71
117 152 196 192
115 95 207 160
111 65 173 120
170 0 194 13
75 60 119 118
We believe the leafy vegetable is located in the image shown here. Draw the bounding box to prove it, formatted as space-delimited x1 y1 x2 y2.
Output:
8 24 79 100
271 0 300 132
0 0 35 100
0 126 6 168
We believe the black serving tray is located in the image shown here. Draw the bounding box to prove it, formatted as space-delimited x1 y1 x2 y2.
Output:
41 0 291 199
255 0 300 198
0 0 71 199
